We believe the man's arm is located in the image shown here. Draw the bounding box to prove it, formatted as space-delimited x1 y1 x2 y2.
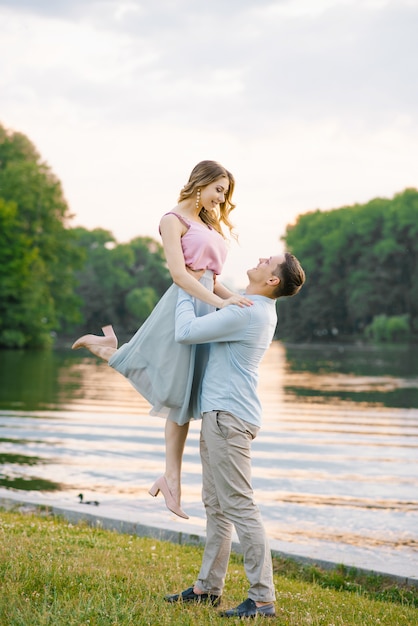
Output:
175 289 250 345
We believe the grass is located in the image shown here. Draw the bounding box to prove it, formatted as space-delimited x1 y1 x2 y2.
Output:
0 507 417 625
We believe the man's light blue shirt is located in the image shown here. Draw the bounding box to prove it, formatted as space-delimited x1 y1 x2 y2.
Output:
175 289 277 427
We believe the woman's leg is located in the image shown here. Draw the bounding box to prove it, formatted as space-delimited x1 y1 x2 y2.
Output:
87 346 116 361
149 420 190 518
72 325 117 361
164 419 190 505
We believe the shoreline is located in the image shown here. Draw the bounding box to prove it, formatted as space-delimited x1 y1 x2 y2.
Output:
1 492 417 588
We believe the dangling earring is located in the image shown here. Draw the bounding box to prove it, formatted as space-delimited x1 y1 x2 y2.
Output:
195 188 201 211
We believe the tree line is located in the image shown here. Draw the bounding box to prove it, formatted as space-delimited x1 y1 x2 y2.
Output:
70 227 171 340
0 124 170 348
1 123 417 348
277 188 418 343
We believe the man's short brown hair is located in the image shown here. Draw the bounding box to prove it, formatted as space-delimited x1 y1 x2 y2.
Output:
272 253 306 298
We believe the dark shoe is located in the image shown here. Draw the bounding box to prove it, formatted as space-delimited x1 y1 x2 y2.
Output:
219 597 275 618
165 586 221 606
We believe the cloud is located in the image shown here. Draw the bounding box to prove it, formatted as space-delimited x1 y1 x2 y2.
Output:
0 0 88 19
2 0 418 132
1 0 417 283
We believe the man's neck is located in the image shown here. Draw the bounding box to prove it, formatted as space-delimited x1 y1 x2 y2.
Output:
245 285 276 300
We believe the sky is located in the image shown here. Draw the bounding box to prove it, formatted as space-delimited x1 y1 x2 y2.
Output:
1 0 417 288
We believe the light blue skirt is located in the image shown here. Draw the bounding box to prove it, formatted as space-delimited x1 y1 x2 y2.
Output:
108 271 214 425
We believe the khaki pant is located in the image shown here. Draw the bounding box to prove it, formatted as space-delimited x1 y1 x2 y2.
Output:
196 411 275 602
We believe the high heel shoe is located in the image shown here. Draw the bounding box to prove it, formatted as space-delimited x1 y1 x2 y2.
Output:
149 476 189 519
72 325 118 351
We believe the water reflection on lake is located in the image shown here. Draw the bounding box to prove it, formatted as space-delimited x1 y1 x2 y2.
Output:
0 342 417 577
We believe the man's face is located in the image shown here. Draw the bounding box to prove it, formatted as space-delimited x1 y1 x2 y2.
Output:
247 254 285 284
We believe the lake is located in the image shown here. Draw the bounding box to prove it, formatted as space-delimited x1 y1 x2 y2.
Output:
0 341 417 582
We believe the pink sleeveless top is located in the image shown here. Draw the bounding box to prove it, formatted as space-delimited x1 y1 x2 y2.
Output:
162 212 228 275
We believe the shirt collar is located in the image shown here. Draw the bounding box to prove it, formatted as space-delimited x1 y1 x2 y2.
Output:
244 293 276 305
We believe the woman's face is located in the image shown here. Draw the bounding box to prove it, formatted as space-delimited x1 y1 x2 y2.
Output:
200 176 229 211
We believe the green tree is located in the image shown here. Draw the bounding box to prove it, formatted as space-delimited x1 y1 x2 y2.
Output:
0 124 83 348
125 287 159 323
365 314 410 342
0 198 37 347
278 189 418 342
69 229 171 336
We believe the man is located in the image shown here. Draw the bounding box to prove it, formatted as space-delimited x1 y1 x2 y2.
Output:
165 252 305 618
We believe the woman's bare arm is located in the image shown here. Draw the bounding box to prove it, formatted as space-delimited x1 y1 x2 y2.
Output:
213 281 235 300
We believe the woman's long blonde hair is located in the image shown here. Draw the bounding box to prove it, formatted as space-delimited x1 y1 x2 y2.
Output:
178 160 236 238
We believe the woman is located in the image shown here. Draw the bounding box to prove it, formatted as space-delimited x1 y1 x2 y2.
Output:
72 160 251 519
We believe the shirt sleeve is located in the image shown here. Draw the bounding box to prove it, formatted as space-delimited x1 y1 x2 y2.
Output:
175 289 250 344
